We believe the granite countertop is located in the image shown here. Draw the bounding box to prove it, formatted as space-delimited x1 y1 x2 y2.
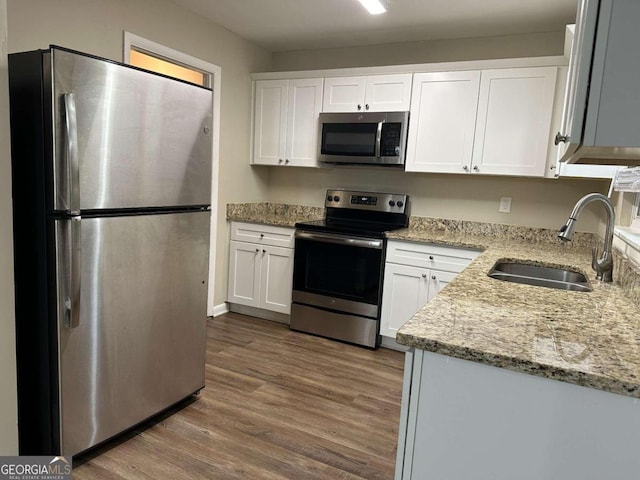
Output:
391 225 640 399
227 202 640 398
226 202 323 227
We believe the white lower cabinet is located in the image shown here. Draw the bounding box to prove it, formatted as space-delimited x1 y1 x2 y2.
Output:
227 222 294 317
396 350 640 480
260 245 294 314
380 241 479 339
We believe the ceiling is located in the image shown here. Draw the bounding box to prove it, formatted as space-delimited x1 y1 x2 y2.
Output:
169 0 578 52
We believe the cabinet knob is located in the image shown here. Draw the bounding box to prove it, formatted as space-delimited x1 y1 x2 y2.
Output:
357 104 362 111
260 234 264 238
285 159 290 164
278 158 283 164
473 165 479 172
429 255 434 260
365 104 370 110
463 165 469 171
554 132 569 145
431 275 437 280
262 249 266 253
255 248 259 253
422 273 427 278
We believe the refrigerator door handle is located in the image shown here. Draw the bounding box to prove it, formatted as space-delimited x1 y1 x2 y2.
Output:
65 216 82 328
62 93 80 215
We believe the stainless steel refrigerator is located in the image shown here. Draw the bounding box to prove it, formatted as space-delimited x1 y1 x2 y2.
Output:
8 46 212 456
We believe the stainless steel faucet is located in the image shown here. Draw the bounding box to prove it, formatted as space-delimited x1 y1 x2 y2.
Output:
558 193 615 282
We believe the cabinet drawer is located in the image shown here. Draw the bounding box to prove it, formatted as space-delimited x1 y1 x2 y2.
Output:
386 240 480 273
230 222 295 248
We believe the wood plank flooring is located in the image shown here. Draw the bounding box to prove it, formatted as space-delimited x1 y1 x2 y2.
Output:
73 312 405 479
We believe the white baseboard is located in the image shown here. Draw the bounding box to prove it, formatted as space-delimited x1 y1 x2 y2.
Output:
211 302 229 317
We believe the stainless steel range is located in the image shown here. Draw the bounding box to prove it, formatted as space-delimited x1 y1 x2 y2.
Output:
291 189 410 348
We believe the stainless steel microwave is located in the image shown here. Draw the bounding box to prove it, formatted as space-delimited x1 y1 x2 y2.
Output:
318 111 409 166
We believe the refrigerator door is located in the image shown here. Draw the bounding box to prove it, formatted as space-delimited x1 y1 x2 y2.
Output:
50 47 212 212
54 211 209 456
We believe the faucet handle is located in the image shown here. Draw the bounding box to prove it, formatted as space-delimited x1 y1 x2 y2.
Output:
591 245 614 281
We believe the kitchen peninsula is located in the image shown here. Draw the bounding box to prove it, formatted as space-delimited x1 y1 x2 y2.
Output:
228 202 640 480
391 224 640 480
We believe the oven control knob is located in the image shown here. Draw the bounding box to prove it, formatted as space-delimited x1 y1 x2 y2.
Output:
396 201 404 208
388 200 396 207
333 195 340 202
327 195 333 202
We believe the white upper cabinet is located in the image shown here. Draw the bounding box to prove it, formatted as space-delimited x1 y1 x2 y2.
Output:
405 71 481 174
472 67 557 177
253 78 323 167
322 74 412 112
285 79 324 166
253 79 287 165
322 76 366 112
406 67 557 177
557 0 640 166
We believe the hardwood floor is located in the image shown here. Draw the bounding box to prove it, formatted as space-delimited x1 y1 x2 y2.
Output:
73 313 405 479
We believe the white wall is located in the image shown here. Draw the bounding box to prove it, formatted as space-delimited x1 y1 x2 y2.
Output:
267 168 607 231
7 0 274 306
0 0 18 455
273 31 565 71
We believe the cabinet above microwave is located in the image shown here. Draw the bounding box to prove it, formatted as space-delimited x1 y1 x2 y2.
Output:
557 0 640 166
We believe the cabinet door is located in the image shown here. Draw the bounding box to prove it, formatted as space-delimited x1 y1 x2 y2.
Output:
380 263 430 339
260 245 294 314
253 80 288 165
230 222 295 249
365 74 413 112
322 76 366 112
426 270 457 303
555 2 600 162
285 78 323 167
227 240 261 308
405 71 480 173
472 67 557 177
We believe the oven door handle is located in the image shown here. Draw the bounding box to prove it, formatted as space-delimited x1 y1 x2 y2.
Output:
295 231 383 249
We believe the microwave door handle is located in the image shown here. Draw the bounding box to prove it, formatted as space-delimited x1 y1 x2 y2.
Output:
375 121 383 158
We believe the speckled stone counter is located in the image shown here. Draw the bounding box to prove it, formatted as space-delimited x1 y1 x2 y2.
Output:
226 202 323 227
392 224 640 399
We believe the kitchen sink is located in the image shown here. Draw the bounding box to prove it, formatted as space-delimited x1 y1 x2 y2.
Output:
487 261 593 292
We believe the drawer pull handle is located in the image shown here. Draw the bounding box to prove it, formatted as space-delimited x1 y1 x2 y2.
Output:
421 273 427 278
431 275 437 280
429 255 434 260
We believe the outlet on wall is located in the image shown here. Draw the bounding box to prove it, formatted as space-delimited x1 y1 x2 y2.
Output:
499 197 512 213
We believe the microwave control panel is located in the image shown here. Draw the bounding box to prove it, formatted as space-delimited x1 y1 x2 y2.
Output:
380 123 402 157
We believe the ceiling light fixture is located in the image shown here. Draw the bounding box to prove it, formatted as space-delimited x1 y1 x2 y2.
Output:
357 0 388 15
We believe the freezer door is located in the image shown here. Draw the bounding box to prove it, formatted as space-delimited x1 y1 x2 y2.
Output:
50 47 212 211
54 211 209 456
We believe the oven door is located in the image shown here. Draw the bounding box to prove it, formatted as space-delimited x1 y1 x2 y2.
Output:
292 230 384 318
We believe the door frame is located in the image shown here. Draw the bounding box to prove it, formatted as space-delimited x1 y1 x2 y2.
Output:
123 32 221 317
